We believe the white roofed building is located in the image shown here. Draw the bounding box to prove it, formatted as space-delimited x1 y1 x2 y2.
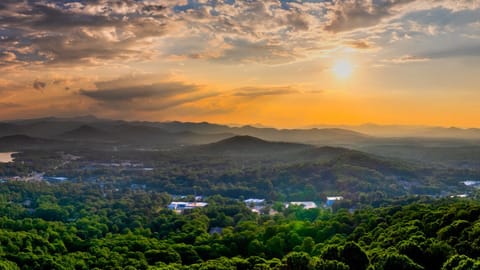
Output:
287 201 318 209
168 202 208 213
326 196 344 207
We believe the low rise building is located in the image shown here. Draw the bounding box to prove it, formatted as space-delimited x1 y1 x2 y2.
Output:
244 198 266 213
168 201 208 213
287 201 318 209
326 196 344 207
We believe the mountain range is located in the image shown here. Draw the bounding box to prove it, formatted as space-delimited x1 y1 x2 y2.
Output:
2 116 480 168
0 116 370 149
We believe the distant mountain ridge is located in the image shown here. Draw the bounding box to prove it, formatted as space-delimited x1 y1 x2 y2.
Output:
0 117 371 147
2 116 480 155
308 123 480 139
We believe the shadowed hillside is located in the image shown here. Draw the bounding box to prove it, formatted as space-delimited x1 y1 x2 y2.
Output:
194 135 312 156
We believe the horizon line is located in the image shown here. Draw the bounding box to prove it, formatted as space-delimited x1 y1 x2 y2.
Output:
1 114 480 130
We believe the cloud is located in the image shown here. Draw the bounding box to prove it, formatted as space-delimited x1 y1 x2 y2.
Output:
0 102 22 108
0 1 170 66
233 86 299 98
324 0 415 33
77 75 219 113
33 80 46 90
346 40 375 49
214 38 299 64
0 51 16 62
157 0 328 64
79 82 199 102
0 50 24 70
389 55 431 63
0 0 478 69
129 92 219 112
0 79 27 95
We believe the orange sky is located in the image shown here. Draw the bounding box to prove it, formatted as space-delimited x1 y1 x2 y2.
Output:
0 1 479 128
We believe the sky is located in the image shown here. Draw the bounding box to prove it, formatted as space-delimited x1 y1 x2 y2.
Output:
0 0 479 128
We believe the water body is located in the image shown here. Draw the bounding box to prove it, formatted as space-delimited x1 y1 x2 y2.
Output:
0 152 16 163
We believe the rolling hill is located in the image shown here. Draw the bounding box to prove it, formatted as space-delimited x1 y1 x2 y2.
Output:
194 135 312 156
0 135 60 150
60 125 114 141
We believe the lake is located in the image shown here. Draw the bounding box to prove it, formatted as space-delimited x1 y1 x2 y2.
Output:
0 152 16 163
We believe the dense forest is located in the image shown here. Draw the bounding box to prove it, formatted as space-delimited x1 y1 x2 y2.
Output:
0 181 479 269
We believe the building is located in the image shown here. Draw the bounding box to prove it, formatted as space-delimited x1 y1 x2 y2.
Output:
168 202 208 213
244 198 265 205
244 198 266 213
287 201 318 209
326 196 344 207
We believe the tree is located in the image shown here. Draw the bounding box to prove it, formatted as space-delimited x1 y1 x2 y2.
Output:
398 241 424 266
378 253 423 270
248 239 265 257
284 252 311 270
310 258 350 270
266 236 286 258
442 254 480 270
174 244 202 265
0 260 20 270
340 242 369 270
424 240 454 270
321 245 342 262
145 249 181 265
301 237 315 254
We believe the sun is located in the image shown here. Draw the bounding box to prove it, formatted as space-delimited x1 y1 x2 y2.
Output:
332 59 353 79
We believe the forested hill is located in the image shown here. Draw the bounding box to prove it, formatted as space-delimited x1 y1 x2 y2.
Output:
192 135 312 156
0 181 480 269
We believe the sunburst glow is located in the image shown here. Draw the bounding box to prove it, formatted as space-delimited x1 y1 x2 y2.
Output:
332 59 353 79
